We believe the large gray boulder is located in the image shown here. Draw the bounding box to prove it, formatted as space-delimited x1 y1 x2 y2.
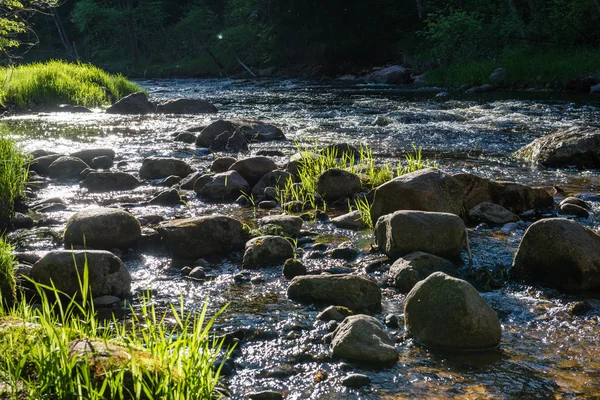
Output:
48 156 89 181
366 65 411 84
139 157 193 180
512 218 600 291
287 274 381 312
243 236 294 268
64 208 142 250
79 172 140 192
514 127 600 168
331 211 368 230
389 252 456 293
374 210 465 260
156 98 218 114
30 250 131 298
251 170 292 197
405 272 502 351
331 315 398 364
158 216 248 259
468 202 520 225
106 92 155 114
454 173 552 213
370 168 465 223
316 169 362 201
194 171 250 201
229 156 277 186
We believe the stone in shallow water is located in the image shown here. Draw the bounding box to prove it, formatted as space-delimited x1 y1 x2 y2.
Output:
64 207 141 250
331 315 398 364
341 373 371 388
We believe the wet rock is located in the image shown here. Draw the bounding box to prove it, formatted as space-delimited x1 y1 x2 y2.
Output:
251 170 292 197
512 218 600 291
158 215 248 259
48 156 89 181
174 131 197 143
467 84 496 93
331 315 398 364
243 236 294 268
80 171 140 192
559 203 589 218
373 116 393 126
188 266 206 280
327 243 360 261
317 168 362 201
70 149 115 165
139 157 193 179
64 208 142 250
258 200 276 209
247 391 284 400
331 210 368 230
106 92 155 114
194 171 250 201
229 156 277 186
283 258 306 279
489 68 507 85
156 98 217 114
12 212 33 229
90 156 113 169
384 314 399 328
210 157 237 173
468 202 520 225
374 210 465 260
568 301 591 316
179 171 203 190
514 127 600 168
31 250 131 297
341 373 371 388
591 83 600 94
454 173 553 213
235 119 286 142
560 197 589 209
366 65 411 84
93 295 121 307
370 168 465 223
212 129 248 152
30 154 64 175
389 251 456 293
161 175 182 186
405 272 501 351
287 274 381 312
317 305 353 322
148 188 185 206
258 215 303 237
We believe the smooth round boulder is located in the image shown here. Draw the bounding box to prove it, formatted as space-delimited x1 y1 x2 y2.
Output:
559 197 589 209
366 65 411 84
106 92 155 114
29 154 64 175
370 168 465 223
316 168 362 201
251 170 292 197
194 171 250 201
374 210 465 260
559 203 589 218
512 218 600 291
48 156 89 181
64 208 142 250
195 120 236 148
258 215 303 237
282 258 307 279
468 202 520 225
30 250 131 298
210 157 237 173
79 172 140 192
287 274 381 312
404 272 501 351
158 215 248 259
331 315 398 364
70 149 115 165
243 236 294 268
389 252 456 293
331 210 367 230
229 157 277 186
139 157 193 180
156 98 218 114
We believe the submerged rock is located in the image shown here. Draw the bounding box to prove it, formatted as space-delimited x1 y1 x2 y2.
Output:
79 171 140 192
158 215 248 259
64 208 141 250
31 250 131 298
389 252 456 293
156 98 217 114
139 157 193 179
106 92 155 114
331 315 398 364
243 236 294 268
370 168 465 223
512 218 600 291
287 274 381 312
404 272 502 351
374 210 465 260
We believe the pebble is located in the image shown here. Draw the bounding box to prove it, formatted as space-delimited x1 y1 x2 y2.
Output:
341 373 371 388
189 266 206 280
247 391 284 400
384 314 400 328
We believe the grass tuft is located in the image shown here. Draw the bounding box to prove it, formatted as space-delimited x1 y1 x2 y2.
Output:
0 135 29 229
0 237 16 308
0 60 143 109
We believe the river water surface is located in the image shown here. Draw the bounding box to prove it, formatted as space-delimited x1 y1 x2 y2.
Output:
2 79 600 399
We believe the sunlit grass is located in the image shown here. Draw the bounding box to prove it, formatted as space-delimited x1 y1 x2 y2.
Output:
0 135 29 228
0 60 143 109
0 237 16 308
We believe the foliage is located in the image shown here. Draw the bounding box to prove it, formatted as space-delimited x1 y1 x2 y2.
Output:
0 237 16 307
0 60 142 108
0 257 231 399
0 135 28 230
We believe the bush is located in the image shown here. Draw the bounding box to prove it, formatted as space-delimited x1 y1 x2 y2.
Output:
0 60 142 109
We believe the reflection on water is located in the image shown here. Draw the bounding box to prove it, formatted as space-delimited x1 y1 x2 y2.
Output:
3 78 600 398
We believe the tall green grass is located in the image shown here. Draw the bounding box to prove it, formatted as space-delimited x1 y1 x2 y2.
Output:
0 256 232 399
425 47 600 88
0 136 28 229
0 237 16 307
0 61 143 109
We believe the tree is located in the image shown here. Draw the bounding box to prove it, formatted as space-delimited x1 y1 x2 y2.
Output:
0 0 58 61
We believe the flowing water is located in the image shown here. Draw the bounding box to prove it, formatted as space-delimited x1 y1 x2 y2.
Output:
3 79 600 399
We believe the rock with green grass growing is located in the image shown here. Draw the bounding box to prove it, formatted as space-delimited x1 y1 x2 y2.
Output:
64 208 142 250
243 236 295 268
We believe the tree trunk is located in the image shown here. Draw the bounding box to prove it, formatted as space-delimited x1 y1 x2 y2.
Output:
125 0 140 67
415 0 422 20
506 0 526 39
51 7 74 58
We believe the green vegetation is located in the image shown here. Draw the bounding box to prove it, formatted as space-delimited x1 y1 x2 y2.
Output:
0 136 28 230
0 1 58 57
0 258 231 399
0 61 142 109
0 238 16 307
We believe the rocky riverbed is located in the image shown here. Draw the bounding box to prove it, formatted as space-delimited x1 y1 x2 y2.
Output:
3 79 600 399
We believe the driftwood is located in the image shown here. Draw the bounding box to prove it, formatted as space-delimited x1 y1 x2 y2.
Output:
236 57 257 78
